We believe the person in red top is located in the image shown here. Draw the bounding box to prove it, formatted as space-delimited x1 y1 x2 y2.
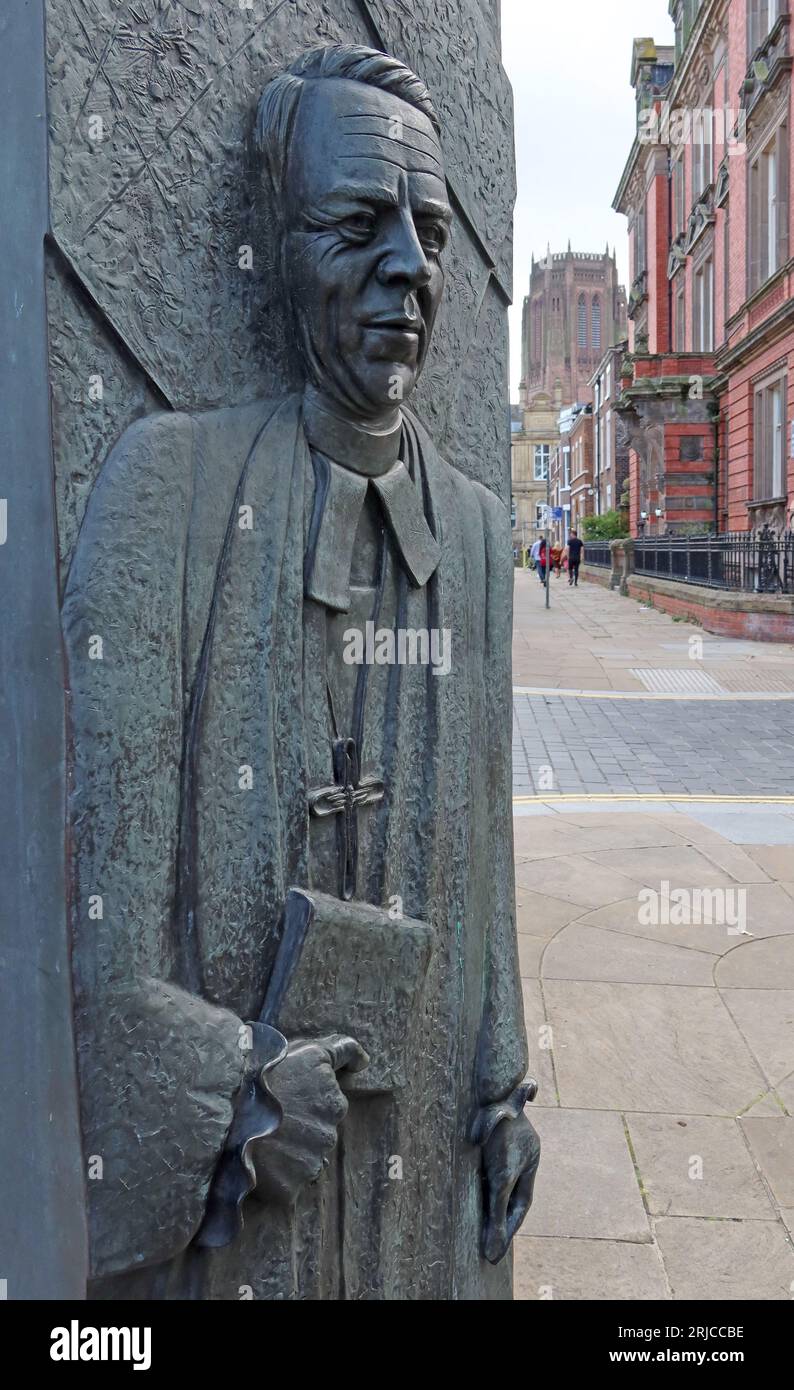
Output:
536 537 548 585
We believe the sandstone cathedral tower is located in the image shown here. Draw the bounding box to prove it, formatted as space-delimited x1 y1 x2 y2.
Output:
519 244 627 411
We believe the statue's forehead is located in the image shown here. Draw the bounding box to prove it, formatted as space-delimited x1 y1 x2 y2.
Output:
291 78 445 192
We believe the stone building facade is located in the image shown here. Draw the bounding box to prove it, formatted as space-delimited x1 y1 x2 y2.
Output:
568 405 596 534
615 2 794 537
591 341 631 518
548 404 591 543
511 398 555 547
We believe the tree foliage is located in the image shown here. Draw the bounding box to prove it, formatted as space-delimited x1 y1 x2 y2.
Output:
580 510 629 541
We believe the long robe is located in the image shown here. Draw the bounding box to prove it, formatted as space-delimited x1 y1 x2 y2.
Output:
62 393 527 1301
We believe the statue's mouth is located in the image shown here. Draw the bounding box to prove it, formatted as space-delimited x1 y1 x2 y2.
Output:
364 315 421 334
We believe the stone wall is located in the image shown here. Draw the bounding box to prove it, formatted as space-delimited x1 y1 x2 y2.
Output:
583 568 794 642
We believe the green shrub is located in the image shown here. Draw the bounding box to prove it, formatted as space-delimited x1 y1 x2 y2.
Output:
580 511 629 541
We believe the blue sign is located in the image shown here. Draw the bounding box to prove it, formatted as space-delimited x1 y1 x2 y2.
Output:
552 507 564 520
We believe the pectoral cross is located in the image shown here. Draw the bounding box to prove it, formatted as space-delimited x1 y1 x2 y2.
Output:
309 737 385 901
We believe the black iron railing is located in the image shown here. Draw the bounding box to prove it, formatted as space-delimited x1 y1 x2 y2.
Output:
633 528 794 594
583 542 613 569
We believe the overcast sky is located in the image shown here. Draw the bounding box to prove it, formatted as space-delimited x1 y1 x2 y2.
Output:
502 0 674 398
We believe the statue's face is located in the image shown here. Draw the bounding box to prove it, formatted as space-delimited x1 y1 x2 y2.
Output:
283 78 451 422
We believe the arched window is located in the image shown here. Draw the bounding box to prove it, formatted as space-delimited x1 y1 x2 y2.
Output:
577 294 587 348
591 295 602 352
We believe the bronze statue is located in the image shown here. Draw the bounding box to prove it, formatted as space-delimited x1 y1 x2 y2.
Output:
62 45 539 1301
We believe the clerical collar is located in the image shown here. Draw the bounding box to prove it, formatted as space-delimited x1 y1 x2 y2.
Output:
302 388 403 478
302 400 441 613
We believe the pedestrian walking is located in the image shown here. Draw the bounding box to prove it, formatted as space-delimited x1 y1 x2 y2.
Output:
567 530 584 587
535 538 549 585
530 537 546 585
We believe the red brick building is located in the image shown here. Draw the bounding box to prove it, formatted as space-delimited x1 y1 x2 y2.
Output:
568 405 596 531
550 403 594 539
614 2 794 537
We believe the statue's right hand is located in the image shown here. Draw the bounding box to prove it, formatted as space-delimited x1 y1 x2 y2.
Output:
249 1035 369 1207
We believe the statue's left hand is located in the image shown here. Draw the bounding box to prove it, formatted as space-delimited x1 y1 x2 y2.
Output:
474 1081 541 1265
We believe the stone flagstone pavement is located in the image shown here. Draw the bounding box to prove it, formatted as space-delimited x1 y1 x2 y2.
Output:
512 574 794 1300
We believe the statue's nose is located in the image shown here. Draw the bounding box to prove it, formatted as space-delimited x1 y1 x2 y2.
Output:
375 218 432 289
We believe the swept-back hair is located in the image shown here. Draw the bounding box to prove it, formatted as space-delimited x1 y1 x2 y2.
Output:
255 45 440 206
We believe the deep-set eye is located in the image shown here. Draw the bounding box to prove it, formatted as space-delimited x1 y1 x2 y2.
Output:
341 212 377 240
417 221 448 255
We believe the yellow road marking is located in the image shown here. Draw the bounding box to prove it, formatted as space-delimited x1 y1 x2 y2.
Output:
513 793 794 805
512 686 794 702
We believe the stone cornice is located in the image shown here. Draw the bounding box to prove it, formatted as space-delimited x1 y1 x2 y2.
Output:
741 15 792 127
724 258 794 332
717 293 794 372
668 0 729 108
618 375 719 404
613 138 643 216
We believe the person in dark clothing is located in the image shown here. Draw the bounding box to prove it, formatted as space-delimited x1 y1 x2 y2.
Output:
567 531 584 586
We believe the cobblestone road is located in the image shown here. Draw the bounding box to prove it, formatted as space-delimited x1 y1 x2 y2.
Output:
513 695 794 798
511 572 794 800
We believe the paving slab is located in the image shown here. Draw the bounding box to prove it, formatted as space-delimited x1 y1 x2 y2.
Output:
544 980 768 1114
515 855 645 909
518 934 546 979
740 1118 794 1207
775 1071 794 1114
542 923 715 986
576 883 794 953
513 819 612 862
654 1217 794 1300
722 989 794 1087
677 811 794 845
522 978 557 1107
516 886 584 939
743 845 794 878
552 821 690 851
716 935 794 989
626 1114 776 1219
740 1089 788 1117
538 811 694 837
694 841 772 883
519 1107 651 1243
646 811 733 846
514 1237 669 1301
581 845 740 889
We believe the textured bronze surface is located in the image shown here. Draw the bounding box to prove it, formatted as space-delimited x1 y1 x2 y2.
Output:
47 6 538 1301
